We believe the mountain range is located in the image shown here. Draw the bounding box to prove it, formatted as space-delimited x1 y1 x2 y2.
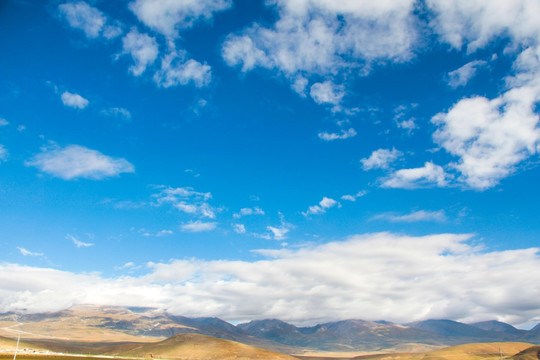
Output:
0 305 539 353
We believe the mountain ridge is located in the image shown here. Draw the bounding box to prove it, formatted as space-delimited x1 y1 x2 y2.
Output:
1 305 539 353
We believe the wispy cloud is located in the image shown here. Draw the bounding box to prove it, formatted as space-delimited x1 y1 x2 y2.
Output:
381 162 449 189
181 221 217 233
361 148 403 170
101 107 131 121
233 207 265 219
318 128 357 141
26 144 134 180
0 145 8 163
372 210 447 223
447 60 488 88
66 234 94 248
17 247 44 257
302 197 339 217
232 223 246 234
153 186 217 219
58 1 122 40
341 191 367 202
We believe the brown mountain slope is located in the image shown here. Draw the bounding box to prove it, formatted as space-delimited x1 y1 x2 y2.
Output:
118 333 297 360
510 345 540 360
350 342 535 360
0 335 44 352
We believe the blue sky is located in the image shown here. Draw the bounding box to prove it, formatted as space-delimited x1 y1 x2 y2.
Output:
1 0 540 327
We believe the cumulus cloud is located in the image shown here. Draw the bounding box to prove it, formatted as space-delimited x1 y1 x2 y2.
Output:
66 234 94 248
129 0 232 37
61 91 89 109
2 233 540 327
318 128 357 141
447 60 488 88
222 0 418 79
26 144 134 180
153 186 217 219
302 197 338 217
382 162 449 189
310 81 345 106
181 221 217 232
372 210 447 223
0 118 9 127
432 86 540 190
58 1 121 39
153 43 211 88
361 148 403 170
120 29 159 76
425 0 540 189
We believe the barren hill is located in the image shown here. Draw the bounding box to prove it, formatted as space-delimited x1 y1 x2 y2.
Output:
118 333 297 360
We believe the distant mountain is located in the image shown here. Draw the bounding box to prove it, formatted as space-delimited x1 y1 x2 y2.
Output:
407 319 492 338
470 320 524 335
238 319 445 351
1 305 539 354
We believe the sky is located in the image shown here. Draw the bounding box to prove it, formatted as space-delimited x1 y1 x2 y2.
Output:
1 0 540 328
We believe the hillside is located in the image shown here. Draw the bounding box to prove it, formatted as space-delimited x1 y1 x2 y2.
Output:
1 305 539 354
510 345 540 360
118 333 297 360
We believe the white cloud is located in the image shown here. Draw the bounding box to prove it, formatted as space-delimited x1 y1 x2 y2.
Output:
17 247 43 257
129 0 232 37
222 0 418 79
153 44 211 88
153 186 217 219
318 128 356 141
66 234 94 248
120 29 159 76
232 223 246 234
302 197 338 217
310 81 345 106
2 233 540 327
101 107 132 121
61 91 89 109
142 229 173 237
361 148 403 170
58 1 121 40
266 225 290 240
0 145 8 163
425 0 540 189
181 221 217 232
26 144 134 180
447 60 488 88
382 162 449 189
432 86 540 190
0 118 8 127
341 191 367 202
393 104 418 133
426 0 540 52
233 207 265 219
372 210 447 223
